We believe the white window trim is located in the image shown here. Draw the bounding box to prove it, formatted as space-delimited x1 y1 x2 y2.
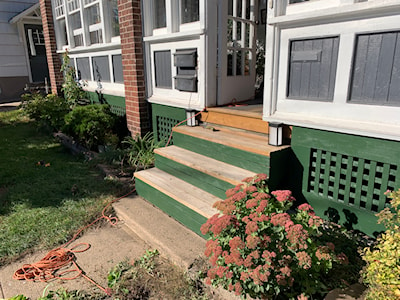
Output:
69 49 125 97
148 40 204 110
264 12 400 141
52 0 119 50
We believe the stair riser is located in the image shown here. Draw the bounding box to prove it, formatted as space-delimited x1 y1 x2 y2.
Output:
135 178 208 237
155 154 234 200
173 131 270 174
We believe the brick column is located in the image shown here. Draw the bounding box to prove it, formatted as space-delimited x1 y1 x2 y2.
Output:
118 0 150 136
40 0 63 95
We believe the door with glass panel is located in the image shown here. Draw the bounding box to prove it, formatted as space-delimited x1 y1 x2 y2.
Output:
218 0 257 105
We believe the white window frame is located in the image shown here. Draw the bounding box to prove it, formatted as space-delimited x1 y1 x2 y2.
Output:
52 0 119 50
264 9 400 141
148 40 204 110
69 49 125 97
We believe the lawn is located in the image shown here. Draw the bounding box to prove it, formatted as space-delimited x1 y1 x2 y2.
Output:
0 109 126 266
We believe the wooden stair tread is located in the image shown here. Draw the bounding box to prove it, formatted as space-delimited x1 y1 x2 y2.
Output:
135 168 220 219
174 125 290 157
205 105 263 119
155 146 256 186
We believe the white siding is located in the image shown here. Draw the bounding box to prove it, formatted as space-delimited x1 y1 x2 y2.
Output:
0 0 38 77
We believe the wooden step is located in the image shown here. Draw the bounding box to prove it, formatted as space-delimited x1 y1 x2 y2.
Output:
135 168 220 219
174 125 289 157
201 105 268 134
155 146 256 186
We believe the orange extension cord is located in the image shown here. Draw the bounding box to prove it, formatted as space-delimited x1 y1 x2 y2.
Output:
13 188 136 295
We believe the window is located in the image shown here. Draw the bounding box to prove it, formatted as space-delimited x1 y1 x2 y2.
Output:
349 31 400 106
154 50 172 88
53 0 120 49
112 54 123 83
92 56 110 82
180 0 199 24
287 37 339 101
153 0 166 29
76 57 91 80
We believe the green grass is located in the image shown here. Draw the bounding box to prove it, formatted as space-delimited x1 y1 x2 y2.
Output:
0 109 126 265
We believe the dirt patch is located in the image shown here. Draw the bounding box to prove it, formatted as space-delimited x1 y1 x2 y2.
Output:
0 223 149 299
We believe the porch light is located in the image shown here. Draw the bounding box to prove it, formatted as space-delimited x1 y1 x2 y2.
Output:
268 122 283 146
186 110 197 127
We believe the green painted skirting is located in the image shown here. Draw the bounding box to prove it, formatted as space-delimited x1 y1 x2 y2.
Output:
86 91 126 116
173 131 270 174
291 126 400 236
135 177 208 238
151 103 187 144
155 154 233 199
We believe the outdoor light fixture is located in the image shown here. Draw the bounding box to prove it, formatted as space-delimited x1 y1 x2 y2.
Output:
186 110 197 127
268 122 283 146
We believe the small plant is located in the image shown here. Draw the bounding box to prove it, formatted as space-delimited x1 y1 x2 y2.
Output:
63 104 118 150
361 189 400 300
20 93 70 131
61 51 87 107
135 249 160 273
201 174 347 299
123 132 163 170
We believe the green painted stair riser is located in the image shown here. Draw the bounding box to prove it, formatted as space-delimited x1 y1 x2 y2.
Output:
172 131 270 174
155 154 234 200
135 177 208 238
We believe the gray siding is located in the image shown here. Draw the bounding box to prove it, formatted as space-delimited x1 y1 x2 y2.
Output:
154 50 172 89
349 31 400 106
287 36 339 101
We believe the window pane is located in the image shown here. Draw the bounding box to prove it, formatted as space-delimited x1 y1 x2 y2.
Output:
287 37 339 101
349 31 400 106
57 19 68 48
90 29 103 44
110 0 120 37
92 56 110 82
154 50 172 88
181 0 199 24
87 4 101 25
112 55 124 83
76 57 91 80
69 12 82 30
153 0 166 29
74 34 83 46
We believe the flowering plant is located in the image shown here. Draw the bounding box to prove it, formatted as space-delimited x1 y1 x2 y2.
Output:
201 174 347 299
361 189 400 299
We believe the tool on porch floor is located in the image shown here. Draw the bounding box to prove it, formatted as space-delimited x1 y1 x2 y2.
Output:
12 188 136 296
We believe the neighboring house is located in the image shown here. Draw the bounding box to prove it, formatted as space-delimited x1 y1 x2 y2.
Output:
41 0 400 237
0 0 49 103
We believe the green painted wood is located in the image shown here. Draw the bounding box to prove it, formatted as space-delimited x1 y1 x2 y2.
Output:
155 154 233 199
173 131 270 174
291 126 400 236
151 103 187 144
135 177 207 238
86 92 126 116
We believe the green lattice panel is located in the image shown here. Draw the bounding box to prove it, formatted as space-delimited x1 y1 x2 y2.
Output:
307 148 397 213
151 104 186 144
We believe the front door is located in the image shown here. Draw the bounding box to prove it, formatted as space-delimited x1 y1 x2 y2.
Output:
24 24 49 83
218 0 258 105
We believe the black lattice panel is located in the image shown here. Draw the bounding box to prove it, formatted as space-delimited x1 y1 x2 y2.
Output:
156 116 180 144
308 148 397 212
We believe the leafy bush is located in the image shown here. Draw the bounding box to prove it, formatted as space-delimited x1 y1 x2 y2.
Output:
123 132 163 170
361 189 400 299
61 51 87 107
201 174 348 299
63 104 117 150
20 93 70 130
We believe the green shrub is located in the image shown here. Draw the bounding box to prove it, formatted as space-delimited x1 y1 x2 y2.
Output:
20 93 70 130
63 104 117 150
123 132 164 170
61 51 87 107
201 174 348 299
361 189 400 300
